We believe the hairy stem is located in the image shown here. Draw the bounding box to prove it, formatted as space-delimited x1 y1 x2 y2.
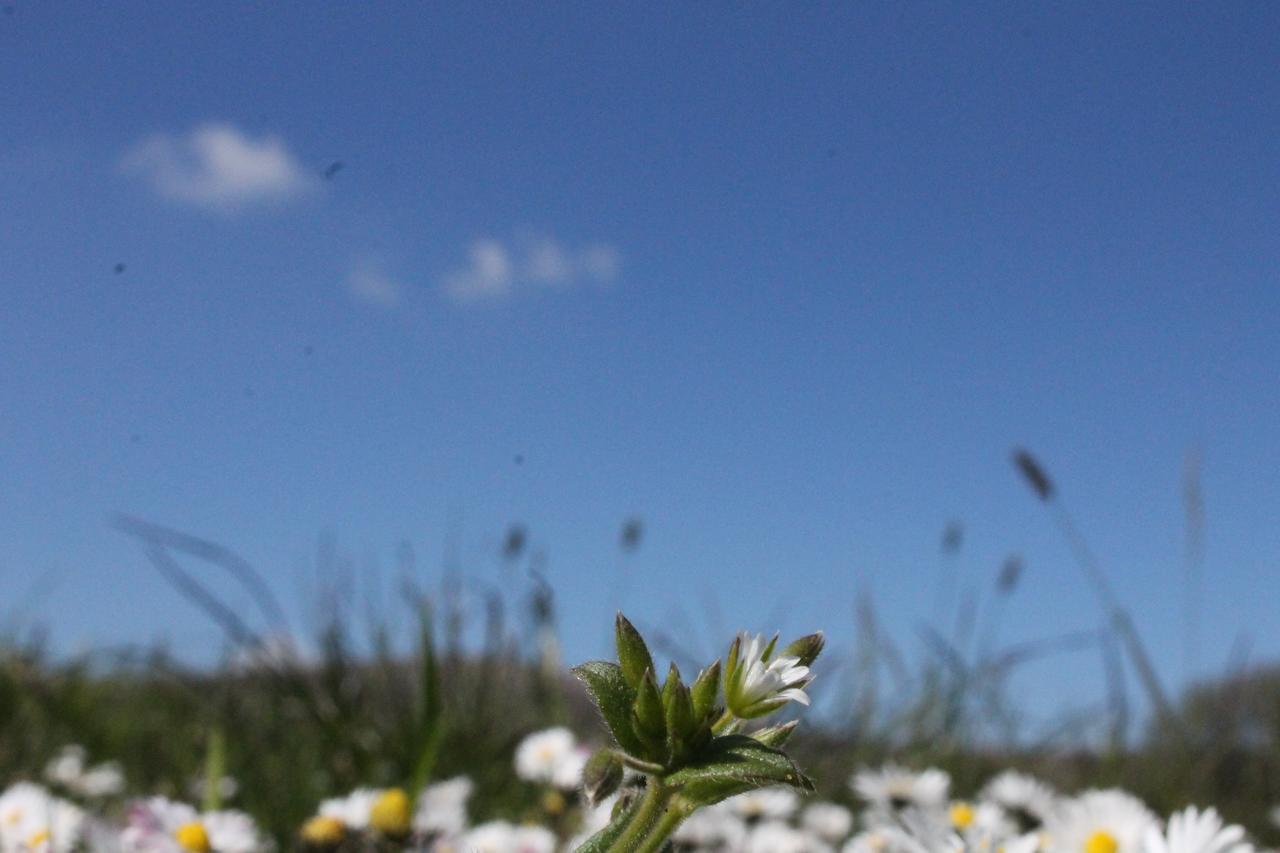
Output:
605 780 671 853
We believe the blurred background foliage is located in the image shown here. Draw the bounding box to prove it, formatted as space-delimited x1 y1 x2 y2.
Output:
1 453 1276 847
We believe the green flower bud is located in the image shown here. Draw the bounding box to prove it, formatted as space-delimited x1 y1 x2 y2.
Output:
632 667 667 759
752 719 799 747
781 632 825 667
582 749 625 806
616 613 656 691
662 666 696 763
690 660 721 723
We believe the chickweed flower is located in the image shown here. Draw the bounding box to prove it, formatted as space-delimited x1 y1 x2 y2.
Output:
724 632 815 719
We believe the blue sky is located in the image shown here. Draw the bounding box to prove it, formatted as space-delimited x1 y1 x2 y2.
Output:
2 2 1279 731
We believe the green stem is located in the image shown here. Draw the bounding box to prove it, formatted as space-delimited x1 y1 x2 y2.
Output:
635 798 689 853
605 780 670 853
711 709 735 734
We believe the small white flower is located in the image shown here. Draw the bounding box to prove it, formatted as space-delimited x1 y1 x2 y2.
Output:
514 727 578 786
746 819 834 853
729 786 801 821
804 802 855 843
725 633 813 719
201 810 268 853
44 747 87 789
551 745 591 791
0 782 84 853
675 802 748 849
852 765 951 819
318 788 380 831
1142 806 1252 853
981 771 1059 833
460 820 516 853
413 775 473 838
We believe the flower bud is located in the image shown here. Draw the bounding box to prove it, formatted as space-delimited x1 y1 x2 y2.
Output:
616 613 656 691
582 749 625 806
752 719 799 747
781 632 825 667
663 666 696 763
690 660 721 723
631 667 667 759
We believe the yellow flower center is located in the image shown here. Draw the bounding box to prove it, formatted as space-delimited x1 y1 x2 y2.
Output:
175 821 211 853
28 829 50 847
301 815 346 845
542 790 567 816
370 788 411 837
1086 830 1119 853
3 810 21 826
951 802 976 828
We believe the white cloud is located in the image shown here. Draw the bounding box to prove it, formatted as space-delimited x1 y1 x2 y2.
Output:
441 234 619 305
345 265 403 308
121 123 316 211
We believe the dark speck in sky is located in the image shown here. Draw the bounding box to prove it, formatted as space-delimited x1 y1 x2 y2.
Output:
303 344 314 357
514 453 525 465
322 161 344 179
243 386 255 399
113 263 126 274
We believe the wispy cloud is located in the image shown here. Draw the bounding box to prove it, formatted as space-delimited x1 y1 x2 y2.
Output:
442 234 619 305
121 123 316 211
345 264 403 308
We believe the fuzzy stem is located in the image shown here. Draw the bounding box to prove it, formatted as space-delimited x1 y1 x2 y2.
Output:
634 797 689 853
605 780 670 853
710 709 735 734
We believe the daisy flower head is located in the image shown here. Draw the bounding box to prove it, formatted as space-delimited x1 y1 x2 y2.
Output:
413 775 473 838
724 632 816 720
981 771 1059 834
514 727 579 785
851 765 951 820
728 786 801 822
803 802 855 844
1046 789 1155 853
1142 806 1252 853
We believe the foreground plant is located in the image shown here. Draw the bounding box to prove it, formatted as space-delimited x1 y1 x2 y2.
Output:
572 614 823 852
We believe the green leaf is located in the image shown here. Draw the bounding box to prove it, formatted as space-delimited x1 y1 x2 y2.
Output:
408 607 444 798
201 726 226 813
664 734 814 807
615 613 656 690
572 661 645 756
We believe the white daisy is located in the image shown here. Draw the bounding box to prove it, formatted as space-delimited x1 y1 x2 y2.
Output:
728 787 801 822
851 765 950 819
318 787 380 831
413 775 474 838
803 802 855 844
1142 806 1252 853
1045 789 1155 853
981 771 1059 834
514 727 578 785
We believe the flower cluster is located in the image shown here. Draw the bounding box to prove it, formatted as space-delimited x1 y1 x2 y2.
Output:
0 747 1266 853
